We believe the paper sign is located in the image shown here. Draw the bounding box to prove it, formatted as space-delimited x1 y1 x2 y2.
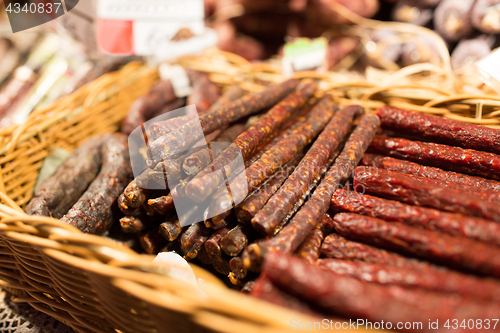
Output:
282 37 328 76
476 48 500 95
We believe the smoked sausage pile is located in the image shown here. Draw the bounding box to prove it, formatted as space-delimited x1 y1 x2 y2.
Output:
26 71 500 329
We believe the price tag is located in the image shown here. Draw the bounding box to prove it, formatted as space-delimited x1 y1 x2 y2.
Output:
282 37 328 76
95 0 209 56
159 64 192 98
476 48 500 95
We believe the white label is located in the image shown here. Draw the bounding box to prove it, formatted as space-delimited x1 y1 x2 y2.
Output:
476 48 500 95
282 37 328 76
133 21 205 55
159 64 192 98
97 0 204 21
153 27 218 62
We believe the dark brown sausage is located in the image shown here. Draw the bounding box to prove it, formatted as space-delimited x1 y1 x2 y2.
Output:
61 134 133 234
361 153 500 192
147 78 300 166
369 135 500 180
333 213 500 277
182 123 246 176
251 104 361 235
354 166 500 222
250 276 319 316
180 222 213 260
159 218 183 242
377 106 500 155
221 224 258 257
295 214 334 263
264 251 500 333
183 80 317 203
139 226 167 255
242 113 380 272
149 114 198 141
318 259 500 302
332 189 500 246
121 80 177 135
187 72 221 114
25 135 107 219
204 226 230 258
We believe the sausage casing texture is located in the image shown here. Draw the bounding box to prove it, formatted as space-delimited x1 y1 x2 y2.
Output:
243 113 380 272
25 135 107 219
182 123 246 176
361 153 500 191
121 80 177 135
369 135 500 180
221 224 257 257
180 222 214 260
147 78 300 166
187 72 221 114
263 251 500 333
250 276 319 317
377 106 500 155
184 80 317 203
354 166 500 222
204 226 231 258
333 213 500 277
251 104 361 235
332 189 500 246
295 214 334 263
61 134 133 234
321 233 438 271
317 259 500 302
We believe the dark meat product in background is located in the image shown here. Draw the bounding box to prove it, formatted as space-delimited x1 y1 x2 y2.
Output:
147 78 300 166
377 106 500 155
263 251 500 333
243 114 380 272
471 0 500 34
392 0 434 26
401 35 442 67
369 135 500 181
318 259 500 303
60 134 133 234
25 135 107 219
295 214 334 263
121 80 177 135
183 80 316 203
148 114 198 141
332 189 500 246
186 72 221 114
354 166 500 222
310 0 380 25
451 35 495 70
251 104 360 236
361 154 500 192
321 233 439 271
333 213 500 277
434 0 475 42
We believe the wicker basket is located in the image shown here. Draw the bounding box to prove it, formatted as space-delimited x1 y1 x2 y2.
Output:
0 52 499 333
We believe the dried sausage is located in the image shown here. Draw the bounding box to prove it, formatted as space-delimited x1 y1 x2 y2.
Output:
242 113 380 272
321 233 437 271
180 222 213 260
263 251 500 331
147 78 300 166
187 72 221 114
361 153 500 192
159 218 183 241
139 226 167 254
317 259 500 302
221 224 258 257
369 135 500 180
26 135 107 218
251 104 362 235
295 214 334 263
61 134 133 234
377 106 500 153
204 226 231 258
332 189 500 246
333 213 500 277
183 80 317 203
354 166 500 222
